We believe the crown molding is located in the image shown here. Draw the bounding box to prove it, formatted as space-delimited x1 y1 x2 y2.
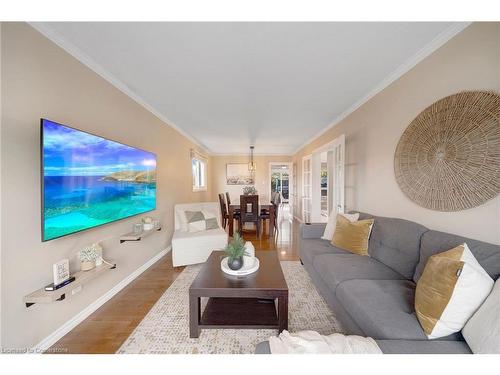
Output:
28 22 213 156
29 22 470 158
211 152 293 157
291 22 471 156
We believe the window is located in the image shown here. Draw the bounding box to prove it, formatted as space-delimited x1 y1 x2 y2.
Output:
191 151 207 192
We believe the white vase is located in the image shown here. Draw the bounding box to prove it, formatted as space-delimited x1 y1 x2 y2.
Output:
243 255 255 268
244 241 255 258
94 243 103 266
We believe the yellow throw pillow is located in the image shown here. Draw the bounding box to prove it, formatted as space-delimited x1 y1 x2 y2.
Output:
415 243 494 339
331 215 374 256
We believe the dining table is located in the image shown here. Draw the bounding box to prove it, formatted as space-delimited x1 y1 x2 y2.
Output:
228 202 275 237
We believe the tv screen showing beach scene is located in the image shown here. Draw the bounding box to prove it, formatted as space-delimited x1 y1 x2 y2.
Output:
41 119 157 241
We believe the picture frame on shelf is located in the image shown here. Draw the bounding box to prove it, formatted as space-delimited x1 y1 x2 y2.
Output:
53 259 70 286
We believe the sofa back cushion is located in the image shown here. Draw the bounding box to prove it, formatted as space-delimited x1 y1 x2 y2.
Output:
414 230 500 282
355 212 428 279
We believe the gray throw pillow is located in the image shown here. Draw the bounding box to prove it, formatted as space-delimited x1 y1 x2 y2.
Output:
185 211 204 223
206 218 219 230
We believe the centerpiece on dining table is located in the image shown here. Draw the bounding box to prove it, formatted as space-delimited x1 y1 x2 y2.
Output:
242 186 257 195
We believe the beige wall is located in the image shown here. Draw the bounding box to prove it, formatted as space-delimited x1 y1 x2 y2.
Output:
293 22 500 245
0 23 211 348
211 155 292 203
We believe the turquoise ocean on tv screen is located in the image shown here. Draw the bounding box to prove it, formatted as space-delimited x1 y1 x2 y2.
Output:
42 119 157 241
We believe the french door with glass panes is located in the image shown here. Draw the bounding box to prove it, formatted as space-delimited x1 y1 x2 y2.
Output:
332 134 345 214
302 155 312 223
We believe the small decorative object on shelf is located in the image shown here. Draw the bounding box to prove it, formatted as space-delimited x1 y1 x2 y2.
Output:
142 216 154 231
44 276 75 291
153 219 161 230
133 223 143 235
79 243 102 271
242 186 257 195
53 259 70 286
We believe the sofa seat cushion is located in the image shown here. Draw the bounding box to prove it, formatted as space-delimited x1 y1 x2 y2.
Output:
335 279 420 340
312 254 405 293
172 228 228 267
336 279 464 341
172 228 227 249
300 239 348 265
376 340 472 354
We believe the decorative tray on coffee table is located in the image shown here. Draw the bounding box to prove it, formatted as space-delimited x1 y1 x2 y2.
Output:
221 256 260 276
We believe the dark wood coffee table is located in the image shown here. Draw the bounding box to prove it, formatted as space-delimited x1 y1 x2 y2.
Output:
189 251 288 338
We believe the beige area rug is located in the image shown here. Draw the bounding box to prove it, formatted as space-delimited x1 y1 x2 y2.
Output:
118 261 344 354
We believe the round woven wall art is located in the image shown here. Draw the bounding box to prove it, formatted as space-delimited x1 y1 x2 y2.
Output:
394 91 500 212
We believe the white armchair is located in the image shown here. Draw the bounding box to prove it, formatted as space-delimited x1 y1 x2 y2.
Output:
171 202 228 267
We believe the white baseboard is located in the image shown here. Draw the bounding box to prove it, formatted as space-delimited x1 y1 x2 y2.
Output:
34 246 171 352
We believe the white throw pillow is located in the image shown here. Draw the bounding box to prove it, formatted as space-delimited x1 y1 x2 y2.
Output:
462 278 500 353
187 220 207 233
321 212 359 240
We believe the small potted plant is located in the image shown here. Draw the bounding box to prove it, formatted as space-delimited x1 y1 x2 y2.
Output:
79 243 100 271
223 233 249 270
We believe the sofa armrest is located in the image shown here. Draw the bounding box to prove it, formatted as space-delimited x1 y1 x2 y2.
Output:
300 223 327 239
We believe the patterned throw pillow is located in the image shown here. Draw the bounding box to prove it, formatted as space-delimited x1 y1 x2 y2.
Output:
415 243 494 339
184 210 219 232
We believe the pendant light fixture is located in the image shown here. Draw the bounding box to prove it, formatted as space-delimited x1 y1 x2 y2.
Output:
248 146 256 172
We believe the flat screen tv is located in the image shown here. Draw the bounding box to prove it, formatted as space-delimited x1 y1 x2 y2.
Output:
41 119 157 241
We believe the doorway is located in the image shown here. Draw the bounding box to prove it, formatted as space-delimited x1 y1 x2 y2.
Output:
270 165 290 202
269 162 293 215
301 155 312 223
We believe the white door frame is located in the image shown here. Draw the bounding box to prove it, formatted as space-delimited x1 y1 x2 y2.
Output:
268 162 293 204
310 134 346 222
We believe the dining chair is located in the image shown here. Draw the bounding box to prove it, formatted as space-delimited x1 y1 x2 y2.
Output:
239 194 261 237
218 193 229 229
226 192 241 232
226 192 241 218
260 199 278 236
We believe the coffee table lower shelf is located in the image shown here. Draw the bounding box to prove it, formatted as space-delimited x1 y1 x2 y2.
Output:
201 297 278 328
190 297 283 337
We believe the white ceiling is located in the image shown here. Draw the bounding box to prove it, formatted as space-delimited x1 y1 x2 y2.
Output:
33 22 468 155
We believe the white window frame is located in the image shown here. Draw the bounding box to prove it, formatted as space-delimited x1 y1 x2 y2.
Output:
191 150 208 192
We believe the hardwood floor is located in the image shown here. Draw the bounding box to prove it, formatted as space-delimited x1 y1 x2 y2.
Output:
49 204 300 354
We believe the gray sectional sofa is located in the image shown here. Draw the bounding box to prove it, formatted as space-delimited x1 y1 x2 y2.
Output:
256 212 500 354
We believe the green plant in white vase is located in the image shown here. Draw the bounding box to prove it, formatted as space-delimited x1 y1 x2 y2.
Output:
224 233 249 270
